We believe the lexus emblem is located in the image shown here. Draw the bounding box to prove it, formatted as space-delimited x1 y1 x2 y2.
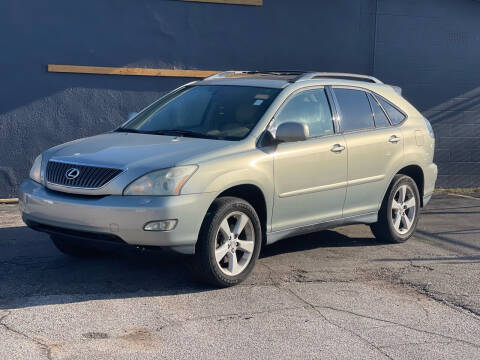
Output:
65 168 80 180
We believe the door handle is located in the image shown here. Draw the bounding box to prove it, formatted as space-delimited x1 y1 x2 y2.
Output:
330 144 345 153
388 135 401 143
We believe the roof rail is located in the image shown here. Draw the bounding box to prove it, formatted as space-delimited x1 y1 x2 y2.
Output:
203 71 384 85
204 70 308 80
295 72 383 84
204 71 254 80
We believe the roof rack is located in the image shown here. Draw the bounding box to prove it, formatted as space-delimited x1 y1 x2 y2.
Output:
203 71 383 85
295 72 383 84
204 71 254 80
204 70 308 80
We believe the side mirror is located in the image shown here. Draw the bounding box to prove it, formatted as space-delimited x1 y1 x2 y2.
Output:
275 122 309 143
128 112 138 120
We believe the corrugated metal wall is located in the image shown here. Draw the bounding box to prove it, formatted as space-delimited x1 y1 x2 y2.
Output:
0 0 479 197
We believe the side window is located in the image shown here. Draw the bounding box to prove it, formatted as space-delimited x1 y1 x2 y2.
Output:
271 88 334 138
334 89 374 131
367 93 390 127
378 97 406 125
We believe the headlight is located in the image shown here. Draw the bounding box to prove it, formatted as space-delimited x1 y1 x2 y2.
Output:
123 165 198 196
29 154 43 184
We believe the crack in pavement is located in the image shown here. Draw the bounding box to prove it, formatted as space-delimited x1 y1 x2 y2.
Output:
260 263 394 359
378 340 453 349
365 258 480 321
284 287 395 360
318 306 480 349
378 264 480 319
0 310 55 360
261 262 480 354
405 281 480 319
408 261 434 271
180 302 307 324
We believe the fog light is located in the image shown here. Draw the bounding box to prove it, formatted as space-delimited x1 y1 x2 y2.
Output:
143 219 177 231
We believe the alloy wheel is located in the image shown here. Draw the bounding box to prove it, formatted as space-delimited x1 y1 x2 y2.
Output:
391 184 416 235
214 211 255 276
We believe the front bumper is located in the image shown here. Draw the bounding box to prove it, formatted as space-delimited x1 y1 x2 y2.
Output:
19 179 217 253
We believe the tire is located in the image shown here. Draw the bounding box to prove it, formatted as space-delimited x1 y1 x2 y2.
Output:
370 174 421 243
194 196 262 287
51 235 105 257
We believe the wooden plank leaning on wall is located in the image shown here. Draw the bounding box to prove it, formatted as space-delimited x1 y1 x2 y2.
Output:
182 0 262 6
47 65 218 78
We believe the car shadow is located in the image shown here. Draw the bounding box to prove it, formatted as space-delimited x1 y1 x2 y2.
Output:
0 225 383 310
0 226 209 310
261 229 382 258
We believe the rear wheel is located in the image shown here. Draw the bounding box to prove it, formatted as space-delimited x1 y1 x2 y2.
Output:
51 235 105 257
194 197 262 287
370 174 420 243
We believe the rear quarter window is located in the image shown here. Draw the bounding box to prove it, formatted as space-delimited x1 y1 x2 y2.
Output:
367 93 390 127
377 97 406 125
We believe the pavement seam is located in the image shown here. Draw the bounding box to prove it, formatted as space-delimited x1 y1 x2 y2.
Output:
410 286 480 319
284 287 395 360
319 306 480 349
385 264 480 320
262 260 480 352
0 310 54 360
260 263 394 359
372 259 480 321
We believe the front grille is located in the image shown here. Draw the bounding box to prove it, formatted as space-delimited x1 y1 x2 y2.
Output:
46 161 123 188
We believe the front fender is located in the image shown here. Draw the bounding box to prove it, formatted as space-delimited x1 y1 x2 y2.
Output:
182 149 275 231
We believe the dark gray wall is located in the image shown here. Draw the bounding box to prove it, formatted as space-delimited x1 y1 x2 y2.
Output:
373 0 480 187
0 0 479 197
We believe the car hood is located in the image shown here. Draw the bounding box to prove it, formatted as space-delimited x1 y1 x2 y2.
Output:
46 132 234 171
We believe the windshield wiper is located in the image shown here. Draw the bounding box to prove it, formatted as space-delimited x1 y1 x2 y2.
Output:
115 128 220 139
152 129 219 139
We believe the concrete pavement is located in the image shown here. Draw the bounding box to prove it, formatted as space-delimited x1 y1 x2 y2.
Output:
0 194 479 359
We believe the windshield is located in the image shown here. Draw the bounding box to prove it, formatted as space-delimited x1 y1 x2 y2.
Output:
118 85 281 140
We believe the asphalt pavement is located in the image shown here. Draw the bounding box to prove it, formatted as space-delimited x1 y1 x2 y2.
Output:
1 193 479 359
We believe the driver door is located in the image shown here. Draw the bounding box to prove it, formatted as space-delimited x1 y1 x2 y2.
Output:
270 87 348 232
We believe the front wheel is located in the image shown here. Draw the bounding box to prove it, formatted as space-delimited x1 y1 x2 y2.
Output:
370 174 420 243
194 197 262 287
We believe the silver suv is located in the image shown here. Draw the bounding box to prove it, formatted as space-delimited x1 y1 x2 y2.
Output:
20 71 438 287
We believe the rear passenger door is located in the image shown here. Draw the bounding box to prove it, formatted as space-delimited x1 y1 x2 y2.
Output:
332 87 404 217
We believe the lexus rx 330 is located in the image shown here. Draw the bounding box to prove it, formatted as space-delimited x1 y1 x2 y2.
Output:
20 71 438 287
